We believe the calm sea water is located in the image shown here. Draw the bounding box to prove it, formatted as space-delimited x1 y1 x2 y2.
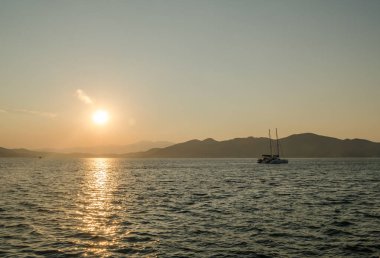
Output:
0 158 379 257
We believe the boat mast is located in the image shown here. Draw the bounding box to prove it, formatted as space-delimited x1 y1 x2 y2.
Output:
276 128 280 157
269 129 273 156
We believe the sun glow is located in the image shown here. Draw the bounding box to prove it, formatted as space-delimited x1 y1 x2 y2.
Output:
92 110 109 125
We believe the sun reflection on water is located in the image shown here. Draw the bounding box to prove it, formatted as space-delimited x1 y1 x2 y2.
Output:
72 158 158 257
94 159 108 189
76 158 120 256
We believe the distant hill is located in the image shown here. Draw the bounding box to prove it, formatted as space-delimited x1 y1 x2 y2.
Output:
0 147 46 158
125 133 380 158
34 141 174 154
2 133 380 158
0 147 116 158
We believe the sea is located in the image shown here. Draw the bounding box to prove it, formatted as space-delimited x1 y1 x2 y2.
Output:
0 158 379 257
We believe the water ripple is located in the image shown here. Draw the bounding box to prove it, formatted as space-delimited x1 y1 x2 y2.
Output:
0 158 380 257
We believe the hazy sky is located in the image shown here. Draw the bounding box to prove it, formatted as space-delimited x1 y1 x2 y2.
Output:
1 0 380 148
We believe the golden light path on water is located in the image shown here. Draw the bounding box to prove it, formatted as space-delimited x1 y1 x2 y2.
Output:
69 158 159 257
75 158 123 256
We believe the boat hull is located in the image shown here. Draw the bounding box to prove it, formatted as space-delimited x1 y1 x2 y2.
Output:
268 159 288 164
257 157 288 164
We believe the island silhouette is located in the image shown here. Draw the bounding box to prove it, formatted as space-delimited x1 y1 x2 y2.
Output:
1 133 380 158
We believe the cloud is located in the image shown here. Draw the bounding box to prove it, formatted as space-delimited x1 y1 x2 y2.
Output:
76 89 93 104
0 108 57 118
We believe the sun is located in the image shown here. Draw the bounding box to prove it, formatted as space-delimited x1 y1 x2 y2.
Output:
92 109 109 125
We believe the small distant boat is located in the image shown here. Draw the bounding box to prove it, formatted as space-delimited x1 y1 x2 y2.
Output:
257 129 288 164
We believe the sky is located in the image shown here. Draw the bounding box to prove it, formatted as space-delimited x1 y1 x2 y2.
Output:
1 0 380 148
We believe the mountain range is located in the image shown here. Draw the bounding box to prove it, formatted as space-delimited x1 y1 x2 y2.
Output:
126 133 380 158
1 133 380 158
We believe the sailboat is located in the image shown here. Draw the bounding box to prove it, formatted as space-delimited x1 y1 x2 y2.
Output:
257 128 288 164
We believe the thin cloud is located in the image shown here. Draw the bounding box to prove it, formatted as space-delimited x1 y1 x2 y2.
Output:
0 108 57 118
76 89 93 104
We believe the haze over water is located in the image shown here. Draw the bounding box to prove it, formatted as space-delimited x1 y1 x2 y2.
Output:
1 158 379 257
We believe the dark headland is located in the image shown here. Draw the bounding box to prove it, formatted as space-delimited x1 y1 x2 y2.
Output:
2 133 380 158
